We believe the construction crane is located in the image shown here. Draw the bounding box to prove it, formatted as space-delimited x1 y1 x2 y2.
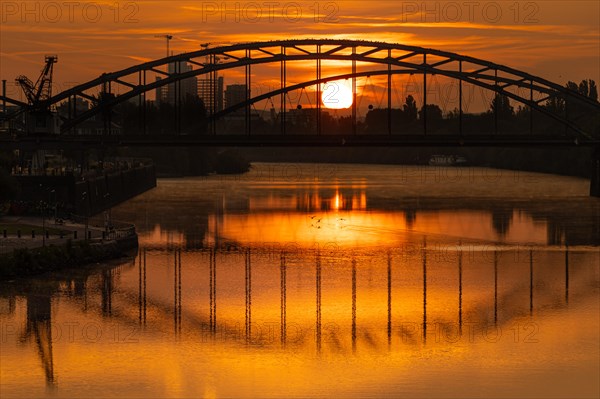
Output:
155 34 173 57
16 55 58 106
13 55 61 134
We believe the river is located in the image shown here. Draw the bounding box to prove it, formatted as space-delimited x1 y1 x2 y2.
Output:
1 163 599 398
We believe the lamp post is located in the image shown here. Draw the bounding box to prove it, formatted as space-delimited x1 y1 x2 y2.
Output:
103 192 111 233
39 184 46 247
49 189 56 224
41 200 46 247
82 191 89 241
44 189 55 246
51 189 57 223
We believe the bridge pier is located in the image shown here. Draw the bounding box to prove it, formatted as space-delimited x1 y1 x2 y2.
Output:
591 147 600 197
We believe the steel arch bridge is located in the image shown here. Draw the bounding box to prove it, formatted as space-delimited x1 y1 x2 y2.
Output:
1 39 599 146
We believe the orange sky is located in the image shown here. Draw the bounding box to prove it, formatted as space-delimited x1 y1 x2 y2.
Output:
1 1 598 104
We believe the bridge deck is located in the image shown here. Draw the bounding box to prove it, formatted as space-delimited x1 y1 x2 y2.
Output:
0 134 596 150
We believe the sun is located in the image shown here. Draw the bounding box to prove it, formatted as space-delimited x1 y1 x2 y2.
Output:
321 80 353 109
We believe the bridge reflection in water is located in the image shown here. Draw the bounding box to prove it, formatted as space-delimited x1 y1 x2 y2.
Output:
3 240 596 392
128 242 582 348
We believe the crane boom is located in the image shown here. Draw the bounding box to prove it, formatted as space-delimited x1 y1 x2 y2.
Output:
35 55 58 102
15 55 58 106
15 75 36 104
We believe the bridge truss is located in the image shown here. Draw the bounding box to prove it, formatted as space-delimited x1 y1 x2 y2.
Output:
0 39 598 146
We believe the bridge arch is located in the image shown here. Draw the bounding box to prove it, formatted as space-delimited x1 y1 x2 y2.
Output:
1 39 599 141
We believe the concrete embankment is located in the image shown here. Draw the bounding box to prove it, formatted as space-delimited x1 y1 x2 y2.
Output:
2 164 154 279
0 218 139 280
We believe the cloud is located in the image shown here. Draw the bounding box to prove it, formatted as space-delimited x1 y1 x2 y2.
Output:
0 1 597 87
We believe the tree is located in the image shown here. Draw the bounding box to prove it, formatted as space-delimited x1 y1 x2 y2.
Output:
490 94 514 119
180 94 208 134
418 104 443 122
515 105 530 118
364 108 405 133
403 95 418 123
579 80 589 97
588 80 598 102
566 81 578 92
545 95 565 114
545 79 598 115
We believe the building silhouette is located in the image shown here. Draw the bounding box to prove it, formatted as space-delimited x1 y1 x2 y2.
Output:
199 76 224 114
155 61 198 105
224 84 248 111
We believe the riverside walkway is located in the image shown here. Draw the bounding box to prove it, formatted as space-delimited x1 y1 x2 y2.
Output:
0 216 115 254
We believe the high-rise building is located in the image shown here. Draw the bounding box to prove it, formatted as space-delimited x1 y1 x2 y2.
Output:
167 61 197 104
224 84 248 110
155 76 167 104
155 62 198 105
198 76 224 114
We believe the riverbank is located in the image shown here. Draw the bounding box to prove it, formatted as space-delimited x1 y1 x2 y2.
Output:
0 216 138 280
0 163 153 278
239 146 595 178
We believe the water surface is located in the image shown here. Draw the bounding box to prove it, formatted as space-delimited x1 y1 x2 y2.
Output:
1 163 599 398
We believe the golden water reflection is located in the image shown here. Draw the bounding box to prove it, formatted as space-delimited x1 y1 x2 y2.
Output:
2 243 598 398
204 209 549 248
